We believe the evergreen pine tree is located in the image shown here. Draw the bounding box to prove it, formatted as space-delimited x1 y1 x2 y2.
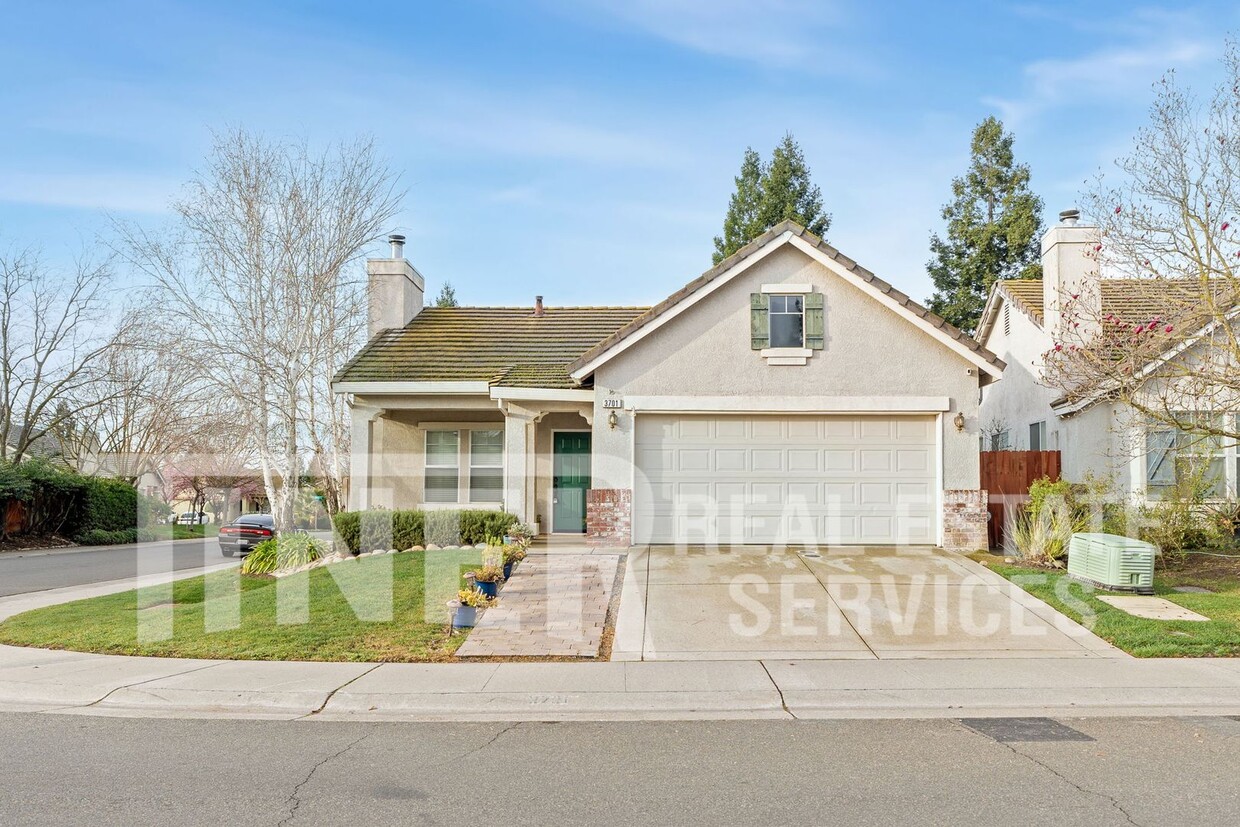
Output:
434 282 459 308
712 134 831 264
926 116 1044 333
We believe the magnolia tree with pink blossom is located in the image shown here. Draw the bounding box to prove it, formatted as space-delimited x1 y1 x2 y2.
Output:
1043 41 1240 444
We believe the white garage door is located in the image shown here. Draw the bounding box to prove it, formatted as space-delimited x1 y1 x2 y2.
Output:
634 414 938 545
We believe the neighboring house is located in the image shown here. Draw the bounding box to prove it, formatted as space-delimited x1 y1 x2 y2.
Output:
976 210 1238 503
335 223 1004 550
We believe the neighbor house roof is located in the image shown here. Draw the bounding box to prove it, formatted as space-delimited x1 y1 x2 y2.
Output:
568 220 1006 380
333 307 649 390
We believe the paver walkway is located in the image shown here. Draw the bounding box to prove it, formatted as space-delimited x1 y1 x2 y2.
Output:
456 553 622 658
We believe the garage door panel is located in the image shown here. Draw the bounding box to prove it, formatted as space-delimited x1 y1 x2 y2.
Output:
635 414 938 545
859 450 892 472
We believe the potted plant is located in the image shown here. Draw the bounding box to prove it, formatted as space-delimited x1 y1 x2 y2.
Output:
471 564 504 597
507 523 535 548
450 588 495 631
501 543 527 579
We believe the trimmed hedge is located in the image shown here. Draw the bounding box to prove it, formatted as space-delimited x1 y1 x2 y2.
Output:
332 508 518 554
0 460 159 545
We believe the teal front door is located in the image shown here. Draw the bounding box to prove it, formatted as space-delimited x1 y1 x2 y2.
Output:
552 432 592 533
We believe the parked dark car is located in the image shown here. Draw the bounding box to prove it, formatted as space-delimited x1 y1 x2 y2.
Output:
217 514 275 557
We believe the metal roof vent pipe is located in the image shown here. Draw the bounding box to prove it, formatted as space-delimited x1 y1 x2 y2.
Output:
388 233 406 258
533 295 545 317
1059 209 1080 226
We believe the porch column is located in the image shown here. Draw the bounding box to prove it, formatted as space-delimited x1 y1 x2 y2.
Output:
503 405 540 525
348 405 383 511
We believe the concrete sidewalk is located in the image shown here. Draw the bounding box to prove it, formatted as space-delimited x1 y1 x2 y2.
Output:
3 561 1240 722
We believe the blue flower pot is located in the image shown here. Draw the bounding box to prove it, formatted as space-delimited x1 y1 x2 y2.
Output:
451 605 477 631
476 580 498 598
503 562 514 580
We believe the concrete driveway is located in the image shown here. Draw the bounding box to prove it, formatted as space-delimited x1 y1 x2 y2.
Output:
613 546 1121 661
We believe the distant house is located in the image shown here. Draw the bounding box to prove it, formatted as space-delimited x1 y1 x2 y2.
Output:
976 210 1240 503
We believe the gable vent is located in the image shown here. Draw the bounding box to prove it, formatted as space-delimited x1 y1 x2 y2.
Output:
1003 304 1011 337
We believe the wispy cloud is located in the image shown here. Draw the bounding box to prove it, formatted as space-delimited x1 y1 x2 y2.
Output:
0 171 178 213
986 36 1213 125
551 0 849 69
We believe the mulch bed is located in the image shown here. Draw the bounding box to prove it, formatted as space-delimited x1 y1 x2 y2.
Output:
0 535 74 554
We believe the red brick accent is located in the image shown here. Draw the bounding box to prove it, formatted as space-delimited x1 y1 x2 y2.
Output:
586 488 632 547
942 489 989 552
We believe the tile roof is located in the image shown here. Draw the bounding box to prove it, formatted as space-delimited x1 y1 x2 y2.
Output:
333 306 648 389
569 220 1006 375
997 279 1044 322
996 277 1219 331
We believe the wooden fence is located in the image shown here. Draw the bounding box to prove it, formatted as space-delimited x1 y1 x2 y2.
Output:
980 450 1062 550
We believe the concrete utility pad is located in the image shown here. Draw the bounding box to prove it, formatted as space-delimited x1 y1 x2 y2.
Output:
1099 596 1210 622
615 546 1121 661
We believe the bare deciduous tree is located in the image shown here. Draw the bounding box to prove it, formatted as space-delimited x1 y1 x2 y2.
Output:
115 129 400 530
0 247 129 463
1044 41 1240 443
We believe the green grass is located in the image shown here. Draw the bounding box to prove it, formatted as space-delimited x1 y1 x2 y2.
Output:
0 551 474 662
170 524 217 540
975 554 1240 657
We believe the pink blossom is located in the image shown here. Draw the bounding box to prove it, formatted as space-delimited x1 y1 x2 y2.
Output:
1054 344 1063 352
1134 325 1144 333
1224 222 1232 232
1114 206 1122 214
1094 244 1103 252
1165 324 1174 333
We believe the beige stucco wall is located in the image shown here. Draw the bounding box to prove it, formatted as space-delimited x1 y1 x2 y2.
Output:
589 244 985 492
354 395 589 525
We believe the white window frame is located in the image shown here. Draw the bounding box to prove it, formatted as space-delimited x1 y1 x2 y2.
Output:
767 293 805 349
424 430 461 504
1029 421 1046 451
468 428 504 504
1144 413 1232 501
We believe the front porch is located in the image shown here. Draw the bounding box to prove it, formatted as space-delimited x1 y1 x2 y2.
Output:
347 388 597 537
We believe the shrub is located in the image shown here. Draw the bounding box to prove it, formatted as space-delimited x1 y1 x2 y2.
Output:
332 508 518 553
456 587 496 608
76 528 138 546
75 478 138 536
240 533 325 575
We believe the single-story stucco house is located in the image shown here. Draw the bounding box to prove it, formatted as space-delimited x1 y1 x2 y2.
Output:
334 222 1005 550
976 209 1240 503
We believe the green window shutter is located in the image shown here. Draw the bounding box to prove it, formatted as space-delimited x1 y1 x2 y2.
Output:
750 292 769 350
805 292 825 349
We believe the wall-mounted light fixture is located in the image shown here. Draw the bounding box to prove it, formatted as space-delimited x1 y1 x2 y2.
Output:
953 411 966 432
607 410 619 430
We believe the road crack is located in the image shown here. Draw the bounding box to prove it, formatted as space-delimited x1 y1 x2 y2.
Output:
997 739 1141 826
279 730 372 826
759 660 797 719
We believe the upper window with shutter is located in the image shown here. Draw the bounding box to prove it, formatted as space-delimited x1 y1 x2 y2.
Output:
751 287 822 364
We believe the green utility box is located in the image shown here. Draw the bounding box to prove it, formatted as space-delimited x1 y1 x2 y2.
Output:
1067 532 1158 594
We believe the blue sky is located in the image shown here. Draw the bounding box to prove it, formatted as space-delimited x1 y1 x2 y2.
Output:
1 1 1237 307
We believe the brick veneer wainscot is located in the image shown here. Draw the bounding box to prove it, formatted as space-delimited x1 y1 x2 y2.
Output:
942 489 989 552
586 488 631 547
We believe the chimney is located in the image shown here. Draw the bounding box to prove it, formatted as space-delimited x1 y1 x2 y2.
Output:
1042 208 1099 341
533 295 545 317
367 233 425 336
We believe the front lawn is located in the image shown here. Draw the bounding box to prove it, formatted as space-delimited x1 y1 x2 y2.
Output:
170 524 218 540
0 551 471 662
973 552 1240 657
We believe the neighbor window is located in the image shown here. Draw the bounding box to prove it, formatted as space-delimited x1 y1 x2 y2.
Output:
1146 414 1226 499
469 429 504 503
989 430 1010 451
425 430 460 503
768 294 804 348
1029 421 1047 451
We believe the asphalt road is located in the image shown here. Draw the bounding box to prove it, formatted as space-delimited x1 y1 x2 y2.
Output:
0 540 229 597
2 713 1239 826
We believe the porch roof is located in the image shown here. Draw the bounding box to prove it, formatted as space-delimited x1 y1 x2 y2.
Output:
333 306 648 389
